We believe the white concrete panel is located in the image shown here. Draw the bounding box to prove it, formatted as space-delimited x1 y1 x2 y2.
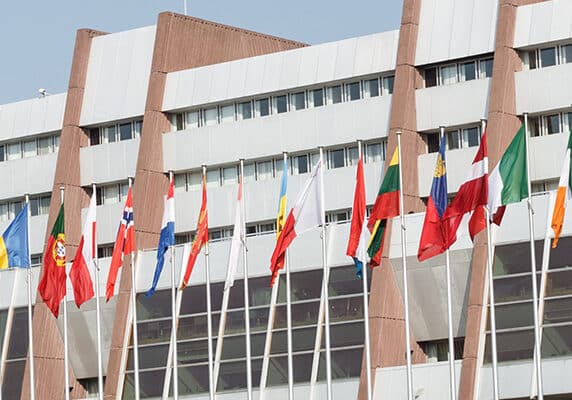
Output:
244 56 265 96
0 93 66 142
261 51 284 94
416 0 498 65
333 38 357 80
514 0 572 48
0 153 57 200
80 26 155 126
315 41 338 84
353 35 376 77
163 95 391 173
297 45 320 87
416 78 491 131
192 67 214 106
80 138 139 187
278 47 302 89
516 63 572 115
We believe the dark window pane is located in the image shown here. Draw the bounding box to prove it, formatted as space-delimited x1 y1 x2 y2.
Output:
480 58 494 78
256 98 270 117
447 130 460 150
137 291 171 320
425 68 437 87
545 270 572 297
277 269 323 302
137 319 171 345
238 101 252 120
2 360 26 400
321 348 363 380
292 155 309 175
327 85 343 104
494 241 542 276
346 82 361 101
485 330 534 363
544 297 572 325
540 47 556 67
546 114 561 134
30 198 40 217
89 128 100 146
119 122 132 141
465 127 480 147
177 365 209 395
426 133 440 153
275 95 288 113
291 92 306 111
127 343 168 370
563 44 572 63
460 61 476 81
0 145 4 161
542 325 572 358
494 274 541 303
310 88 324 107
328 148 345 169
364 79 379 97
487 301 533 330
7 308 28 359
329 265 367 296
123 369 165 399
216 359 262 392
267 353 315 385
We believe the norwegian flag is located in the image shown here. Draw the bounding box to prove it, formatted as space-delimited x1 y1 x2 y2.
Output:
106 186 135 301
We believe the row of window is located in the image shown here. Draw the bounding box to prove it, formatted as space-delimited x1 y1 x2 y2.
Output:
0 194 51 222
521 43 572 70
528 111 572 137
170 75 395 131
88 119 142 146
0 132 60 162
423 56 493 88
425 124 482 153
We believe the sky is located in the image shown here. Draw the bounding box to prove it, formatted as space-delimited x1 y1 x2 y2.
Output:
0 1 403 104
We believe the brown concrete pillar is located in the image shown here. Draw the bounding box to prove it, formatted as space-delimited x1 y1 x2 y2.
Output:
104 13 306 398
20 28 107 400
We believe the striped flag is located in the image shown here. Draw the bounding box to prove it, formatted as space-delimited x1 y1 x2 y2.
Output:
551 131 572 247
0 204 29 270
346 155 370 278
224 174 245 289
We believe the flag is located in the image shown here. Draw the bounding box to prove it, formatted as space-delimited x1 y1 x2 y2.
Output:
274 157 289 271
418 136 448 261
346 155 370 278
146 178 175 296
106 186 135 301
69 192 96 308
488 125 528 225
0 204 30 269
38 204 66 318
224 174 245 290
269 159 324 286
551 131 572 247
441 132 489 247
180 173 208 289
367 147 400 266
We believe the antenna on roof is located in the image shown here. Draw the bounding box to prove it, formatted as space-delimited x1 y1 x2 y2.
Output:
38 88 50 98
183 0 187 15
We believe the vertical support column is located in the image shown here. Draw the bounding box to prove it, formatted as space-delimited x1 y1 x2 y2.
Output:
20 28 106 400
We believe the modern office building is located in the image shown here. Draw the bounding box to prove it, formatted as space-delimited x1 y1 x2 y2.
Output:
0 0 571 398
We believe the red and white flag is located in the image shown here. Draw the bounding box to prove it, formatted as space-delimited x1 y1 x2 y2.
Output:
70 192 96 308
106 187 135 301
269 159 324 285
442 132 489 247
225 176 245 290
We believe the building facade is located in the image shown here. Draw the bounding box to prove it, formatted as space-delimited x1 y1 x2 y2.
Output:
0 0 571 398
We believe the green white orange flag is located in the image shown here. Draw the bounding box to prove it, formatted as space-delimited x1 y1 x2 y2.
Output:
488 124 528 225
367 147 400 266
38 204 67 318
551 131 572 247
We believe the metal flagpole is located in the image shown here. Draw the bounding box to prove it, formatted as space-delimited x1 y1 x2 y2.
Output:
523 113 544 400
357 141 373 400
396 132 414 400
213 283 230 390
285 250 294 399
168 171 179 400
257 273 280 400
24 194 35 400
60 186 71 400
91 184 104 400
128 177 141 400
439 126 457 400
203 165 215 400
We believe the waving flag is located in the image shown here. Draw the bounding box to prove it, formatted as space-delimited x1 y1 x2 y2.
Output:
69 192 96 308
0 204 29 270
147 177 175 296
224 175 245 290
346 155 369 278
106 186 135 301
418 136 448 261
181 173 209 289
551 131 572 247
274 156 289 271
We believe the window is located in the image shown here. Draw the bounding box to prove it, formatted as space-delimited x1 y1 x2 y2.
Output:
545 114 561 135
188 172 202 191
256 160 273 181
424 68 437 87
37 137 53 155
203 107 218 126
206 170 220 188
220 104 235 123
462 127 480 148
290 92 306 111
273 95 288 114
326 85 343 104
174 173 187 193
291 155 309 175
345 82 361 101
30 195 50 217
447 130 461 150
96 181 130 205
440 125 482 150
347 146 359 166
440 64 457 85
382 75 395 95
540 47 556 68
0 145 4 162
185 111 200 129
479 58 493 78
308 88 324 107
97 245 114 259
459 61 476 82
529 112 571 137
134 120 142 137
425 133 440 153
103 125 117 143
7 143 21 160
8 201 23 220
222 166 238 185
243 163 255 183
328 149 346 169
562 44 572 64
365 142 385 163
22 139 36 158
326 210 351 224
237 102 253 121
363 78 379 98
119 123 133 141
89 128 100 146
255 98 270 117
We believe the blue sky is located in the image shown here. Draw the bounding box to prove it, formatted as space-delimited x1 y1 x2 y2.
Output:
0 1 403 104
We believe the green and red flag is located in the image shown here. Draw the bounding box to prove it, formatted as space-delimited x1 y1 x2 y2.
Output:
38 204 67 318
367 147 400 266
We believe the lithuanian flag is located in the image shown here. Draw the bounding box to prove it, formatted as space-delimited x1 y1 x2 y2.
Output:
38 204 67 318
367 147 400 266
551 131 572 247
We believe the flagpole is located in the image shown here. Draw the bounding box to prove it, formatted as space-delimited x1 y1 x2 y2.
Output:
523 113 544 399
128 177 141 400
258 272 281 400
203 165 215 400
60 186 71 400
357 141 373 400
439 126 457 400
168 171 179 400
90 184 104 400
24 194 35 400
213 282 230 391
396 131 414 400
481 118 500 400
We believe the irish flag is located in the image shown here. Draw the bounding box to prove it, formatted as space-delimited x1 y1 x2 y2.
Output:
367 147 400 266
551 131 572 247
488 125 528 225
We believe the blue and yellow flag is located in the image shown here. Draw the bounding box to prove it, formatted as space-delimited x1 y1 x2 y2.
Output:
0 204 30 269
276 157 288 237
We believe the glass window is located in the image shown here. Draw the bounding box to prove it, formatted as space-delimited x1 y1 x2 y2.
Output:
345 82 361 101
7 142 21 160
9 201 22 220
291 155 309 175
90 128 101 146
22 139 37 158
562 44 572 64
310 153 320 168
459 61 476 82
206 169 220 188
426 133 440 153
188 172 201 191
522 50 537 70
119 182 129 201
37 136 53 155
222 166 238 185
53 134 60 151
540 47 556 67
308 88 324 107
259 222 275 234
220 104 235 123
366 143 384 163
172 113 184 131
545 114 561 135
447 130 461 150
0 145 5 162
30 198 40 217
479 58 494 78
290 92 306 111
326 85 343 104
529 116 541 137
185 110 200 129
382 75 395 94
40 195 50 215
104 185 119 205
347 146 359 166
425 68 437 87
256 160 273 181
243 163 255 183
103 125 117 143
119 122 132 141
273 95 288 114
462 127 481 147
0 203 7 222
255 98 270 117
134 120 143 137
237 101 253 120
440 64 458 85
363 78 379 98
203 107 218 126
328 149 345 169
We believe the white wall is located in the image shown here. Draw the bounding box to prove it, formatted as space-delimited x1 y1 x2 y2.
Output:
514 0 572 49
80 138 139 186
516 63 572 115
0 152 57 200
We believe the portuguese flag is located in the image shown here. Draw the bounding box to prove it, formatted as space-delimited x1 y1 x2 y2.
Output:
38 204 67 318
367 147 400 266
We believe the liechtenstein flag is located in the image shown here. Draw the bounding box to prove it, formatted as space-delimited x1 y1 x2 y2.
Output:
147 176 175 296
418 135 448 261
346 155 370 278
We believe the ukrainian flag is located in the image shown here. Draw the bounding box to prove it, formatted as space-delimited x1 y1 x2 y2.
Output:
276 157 288 237
0 204 30 270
